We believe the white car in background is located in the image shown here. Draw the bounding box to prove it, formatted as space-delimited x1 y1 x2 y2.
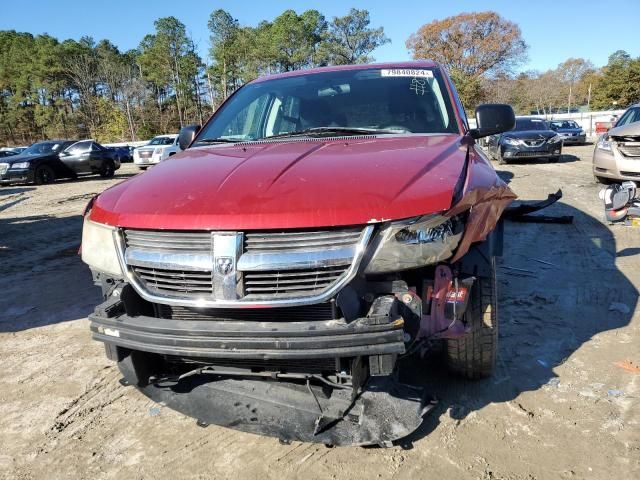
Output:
133 134 180 170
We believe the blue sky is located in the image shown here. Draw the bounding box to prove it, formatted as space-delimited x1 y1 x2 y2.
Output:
2 0 639 72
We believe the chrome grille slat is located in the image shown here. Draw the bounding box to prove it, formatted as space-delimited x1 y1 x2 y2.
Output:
245 229 361 253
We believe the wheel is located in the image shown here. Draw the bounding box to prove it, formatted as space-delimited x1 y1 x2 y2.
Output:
139 166 148 171
446 257 498 379
34 165 56 185
594 175 611 185
100 160 115 178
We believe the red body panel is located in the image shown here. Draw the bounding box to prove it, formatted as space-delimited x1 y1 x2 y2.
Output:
90 135 470 230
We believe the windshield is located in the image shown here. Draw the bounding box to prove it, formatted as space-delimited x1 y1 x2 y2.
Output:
148 136 175 146
22 142 66 155
514 118 548 131
196 67 459 144
550 120 579 129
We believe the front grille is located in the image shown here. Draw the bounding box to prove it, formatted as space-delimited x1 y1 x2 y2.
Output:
523 140 545 147
122 226 368 304
132 266 212 295
138 150 153 158
514 151 552 158
244 266 348 297
620 171 640 178
618 144 640 157
245 228 362 253
157 302 336 322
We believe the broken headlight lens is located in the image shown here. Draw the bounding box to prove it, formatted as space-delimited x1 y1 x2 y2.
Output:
364 215 464 274
81 217 124 276
597 135 613 152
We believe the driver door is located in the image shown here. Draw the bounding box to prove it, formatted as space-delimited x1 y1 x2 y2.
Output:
61 141 92 173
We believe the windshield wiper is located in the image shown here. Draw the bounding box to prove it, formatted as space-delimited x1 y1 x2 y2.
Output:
263 127 402 140
194 138 242 145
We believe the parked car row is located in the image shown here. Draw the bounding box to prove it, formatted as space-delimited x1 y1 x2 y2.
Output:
0 133 181 186
0 140 121 186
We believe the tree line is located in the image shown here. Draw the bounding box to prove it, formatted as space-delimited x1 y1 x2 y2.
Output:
0 8 387 146
1 9 639 146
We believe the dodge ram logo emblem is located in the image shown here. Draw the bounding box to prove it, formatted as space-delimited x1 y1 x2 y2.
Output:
215 256 234 275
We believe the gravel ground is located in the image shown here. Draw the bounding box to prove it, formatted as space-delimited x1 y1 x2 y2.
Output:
0 147 638 480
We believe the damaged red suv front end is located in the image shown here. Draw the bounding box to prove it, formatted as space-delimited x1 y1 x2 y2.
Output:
81 61 516 446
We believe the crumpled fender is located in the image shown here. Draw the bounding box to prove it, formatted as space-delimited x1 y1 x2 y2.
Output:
446 149 517 262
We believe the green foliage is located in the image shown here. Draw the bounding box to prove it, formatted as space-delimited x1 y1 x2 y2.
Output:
0 8 386 146
591 51 640 110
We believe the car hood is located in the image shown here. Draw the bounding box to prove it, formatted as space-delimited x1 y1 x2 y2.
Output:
503 130 557 140
3 152 55 164
609 121 640 137
90 135 468 230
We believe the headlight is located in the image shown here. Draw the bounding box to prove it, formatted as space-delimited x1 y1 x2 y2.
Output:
597 135 613 152
81 217 124 276
154 147 162 155
502 137 520 146
548 135 562 143
364 215 464 274
10 162 30 169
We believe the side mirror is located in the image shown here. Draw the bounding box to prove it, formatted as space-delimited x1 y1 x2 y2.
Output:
469 104 515 139
178 124 201 150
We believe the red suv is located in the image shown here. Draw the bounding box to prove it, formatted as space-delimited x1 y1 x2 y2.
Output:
81 61 516 446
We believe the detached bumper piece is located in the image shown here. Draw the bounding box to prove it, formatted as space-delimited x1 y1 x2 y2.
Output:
140 375 433 447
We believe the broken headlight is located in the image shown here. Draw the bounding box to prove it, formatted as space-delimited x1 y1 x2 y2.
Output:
364 215 464 274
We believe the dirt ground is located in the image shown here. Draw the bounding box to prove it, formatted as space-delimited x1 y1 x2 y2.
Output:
1 146 638 480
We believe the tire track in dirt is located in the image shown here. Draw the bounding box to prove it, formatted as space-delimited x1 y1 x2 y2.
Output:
37 367 125 454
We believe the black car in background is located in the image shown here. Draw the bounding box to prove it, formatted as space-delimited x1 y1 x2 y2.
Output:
486 117 563 164
0 150 19 158
0 139 120 185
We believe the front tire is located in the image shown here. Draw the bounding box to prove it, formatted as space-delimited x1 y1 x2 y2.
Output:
34 165 56 185
446 258 498 379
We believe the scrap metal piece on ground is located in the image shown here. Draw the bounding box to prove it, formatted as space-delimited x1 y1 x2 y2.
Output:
509 214 573 224
501 189 573 223
502 189 563 219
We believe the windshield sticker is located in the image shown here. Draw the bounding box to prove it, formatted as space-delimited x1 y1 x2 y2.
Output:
381 69 433 78
410 78 427 96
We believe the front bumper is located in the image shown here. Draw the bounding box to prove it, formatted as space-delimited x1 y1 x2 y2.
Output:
0 168 34 184
593 146 640 181
560 134 586 144
501 143 562 160
133 153 162 165
89 297 406 360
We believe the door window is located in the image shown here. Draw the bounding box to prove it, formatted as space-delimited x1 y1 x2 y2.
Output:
66 141 91 154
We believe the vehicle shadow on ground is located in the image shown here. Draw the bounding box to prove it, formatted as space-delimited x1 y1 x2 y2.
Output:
399 201 637 446
0 213 100 333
